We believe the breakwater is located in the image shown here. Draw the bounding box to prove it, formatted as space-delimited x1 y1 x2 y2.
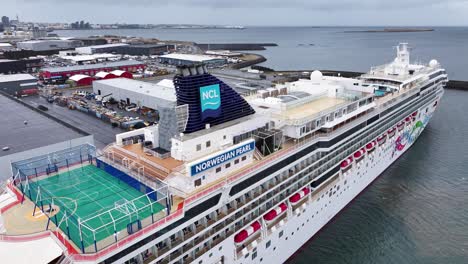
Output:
196 43 277 51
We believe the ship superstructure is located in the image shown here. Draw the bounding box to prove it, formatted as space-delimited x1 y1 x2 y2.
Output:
0 44 447 264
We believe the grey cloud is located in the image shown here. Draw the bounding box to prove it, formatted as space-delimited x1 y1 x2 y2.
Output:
7 0 468 25
17 0 468 10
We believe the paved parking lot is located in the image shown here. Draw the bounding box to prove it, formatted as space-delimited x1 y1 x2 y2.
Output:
22 96 125 149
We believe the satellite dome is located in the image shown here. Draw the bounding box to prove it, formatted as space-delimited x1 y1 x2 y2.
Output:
429 59 439 67
310 70 323 81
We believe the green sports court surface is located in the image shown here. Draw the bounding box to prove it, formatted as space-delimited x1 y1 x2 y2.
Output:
28 164 165 249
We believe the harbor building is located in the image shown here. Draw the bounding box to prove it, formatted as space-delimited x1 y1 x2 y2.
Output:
0 58 43 74
17 39 81 51
93 78 178 150
0 73 37 95
68 74 94 86
39 60 145 79
75 43 129 54
112 44 175 56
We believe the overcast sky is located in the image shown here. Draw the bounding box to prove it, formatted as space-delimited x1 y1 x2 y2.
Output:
3 0 468 26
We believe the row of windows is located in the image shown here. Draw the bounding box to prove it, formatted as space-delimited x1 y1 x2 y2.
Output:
196 135 229 151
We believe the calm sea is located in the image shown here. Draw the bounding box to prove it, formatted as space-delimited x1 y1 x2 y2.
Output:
57 27 468 263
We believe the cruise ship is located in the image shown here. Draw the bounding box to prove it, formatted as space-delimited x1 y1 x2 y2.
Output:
0 43 447 264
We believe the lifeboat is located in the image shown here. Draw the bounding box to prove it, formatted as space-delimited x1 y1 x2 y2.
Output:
353 148 366 161
388 128 396 138
412 111 418 117
366 141 377 152
405 116 411 122
340 156 353 170
234 221 261 244
397 122 405 131
289 187 310 204
433 101 438 107
263 203 287 222
377 134 387 145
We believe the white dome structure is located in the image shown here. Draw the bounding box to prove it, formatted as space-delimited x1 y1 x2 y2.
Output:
310 70 323 82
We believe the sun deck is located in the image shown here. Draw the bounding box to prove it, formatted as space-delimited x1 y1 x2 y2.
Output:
283 97 347 120
123 143 184 171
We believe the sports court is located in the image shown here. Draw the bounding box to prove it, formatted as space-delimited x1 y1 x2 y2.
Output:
27 164 165 250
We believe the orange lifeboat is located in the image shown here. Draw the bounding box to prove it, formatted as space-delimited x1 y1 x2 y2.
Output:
263 203 288 222
234 221 261 244
289 187 310 204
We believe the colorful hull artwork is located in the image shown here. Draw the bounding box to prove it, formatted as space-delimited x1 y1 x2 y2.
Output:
394 115 429 154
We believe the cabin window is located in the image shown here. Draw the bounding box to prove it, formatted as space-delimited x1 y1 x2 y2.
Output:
242 156 247 161
216 167 221 173
225 163 231 169
196 144 201 151
234 159 239 165
206 140 211 148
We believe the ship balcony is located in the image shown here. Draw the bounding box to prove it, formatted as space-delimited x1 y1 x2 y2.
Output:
235 232 262 256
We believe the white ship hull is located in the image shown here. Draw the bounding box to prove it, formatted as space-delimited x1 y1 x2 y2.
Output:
191 98 440 264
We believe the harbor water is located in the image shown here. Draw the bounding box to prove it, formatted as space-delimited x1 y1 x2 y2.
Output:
57 27 468 263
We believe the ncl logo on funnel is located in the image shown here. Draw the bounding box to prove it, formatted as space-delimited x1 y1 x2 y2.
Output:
200 84 221 119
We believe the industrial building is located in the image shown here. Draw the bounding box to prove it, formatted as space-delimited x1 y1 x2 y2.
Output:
17 39 81 51
95 71 117 80
70 37 107 46
0 58 43 74
93 78 178 150
69 74 94 86
58 53 120 64
0 73 37 96
110 69 133 79
75 43 129 54
158 53 227 67
112 44 175 56
39 60 146 79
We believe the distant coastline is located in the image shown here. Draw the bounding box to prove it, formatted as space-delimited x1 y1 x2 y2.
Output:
53 25 245 31
344 28 434 33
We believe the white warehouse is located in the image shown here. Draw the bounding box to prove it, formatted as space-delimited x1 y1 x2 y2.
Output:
93 78 178 150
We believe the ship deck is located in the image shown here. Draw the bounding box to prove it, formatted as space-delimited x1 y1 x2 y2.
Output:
283 97 347 120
